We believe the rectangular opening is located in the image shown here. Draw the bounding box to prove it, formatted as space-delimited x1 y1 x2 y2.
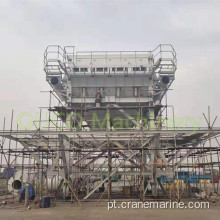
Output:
117 67 123 71
80 68 88 72
133 67 140 71
73 67 79 72
96 68 104 72
140 67 146 71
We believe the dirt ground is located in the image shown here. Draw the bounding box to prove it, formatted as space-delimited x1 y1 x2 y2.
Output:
0 200 220 220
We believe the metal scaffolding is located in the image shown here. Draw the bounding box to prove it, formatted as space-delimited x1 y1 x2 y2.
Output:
0 45 220 206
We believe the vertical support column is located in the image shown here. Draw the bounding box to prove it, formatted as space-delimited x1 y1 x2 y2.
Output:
107 108 111 131
151 134 160 197
140 141 145 201
148 107 155 130
148 107 160 197
107 107 111 200
66 79 72 107
108 150 112 200
25 184 29 208
116 87 120 97
59 135 70 180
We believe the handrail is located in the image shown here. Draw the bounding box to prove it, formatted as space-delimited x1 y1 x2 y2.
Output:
44 45 67 67
152 44 177 74
43 44 177 76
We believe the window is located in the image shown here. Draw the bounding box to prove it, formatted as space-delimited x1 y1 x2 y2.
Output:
73 67 79 72
133 67 140 71
81 68 88 72
104 67 107 72
117 67 123 71
112 67 115 71
96 68 103 72
141 67 146 71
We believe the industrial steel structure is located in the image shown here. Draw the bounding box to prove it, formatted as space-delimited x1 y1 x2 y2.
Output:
0 44 220 205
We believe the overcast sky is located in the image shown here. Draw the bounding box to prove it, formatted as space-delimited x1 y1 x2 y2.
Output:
0 0 220 129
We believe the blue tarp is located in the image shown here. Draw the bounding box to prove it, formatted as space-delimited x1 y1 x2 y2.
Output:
3 168 16 179
19 184 35 200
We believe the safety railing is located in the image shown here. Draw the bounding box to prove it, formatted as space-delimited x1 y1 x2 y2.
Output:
44 45 74 75
43 44 177 76
44 45 66 64
152 44 177 74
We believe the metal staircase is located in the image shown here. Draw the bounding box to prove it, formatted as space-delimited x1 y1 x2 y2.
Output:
44 45 74 76
152 44 177 75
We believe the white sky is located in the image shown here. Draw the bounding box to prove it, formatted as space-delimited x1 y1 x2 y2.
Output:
0 0 220 129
